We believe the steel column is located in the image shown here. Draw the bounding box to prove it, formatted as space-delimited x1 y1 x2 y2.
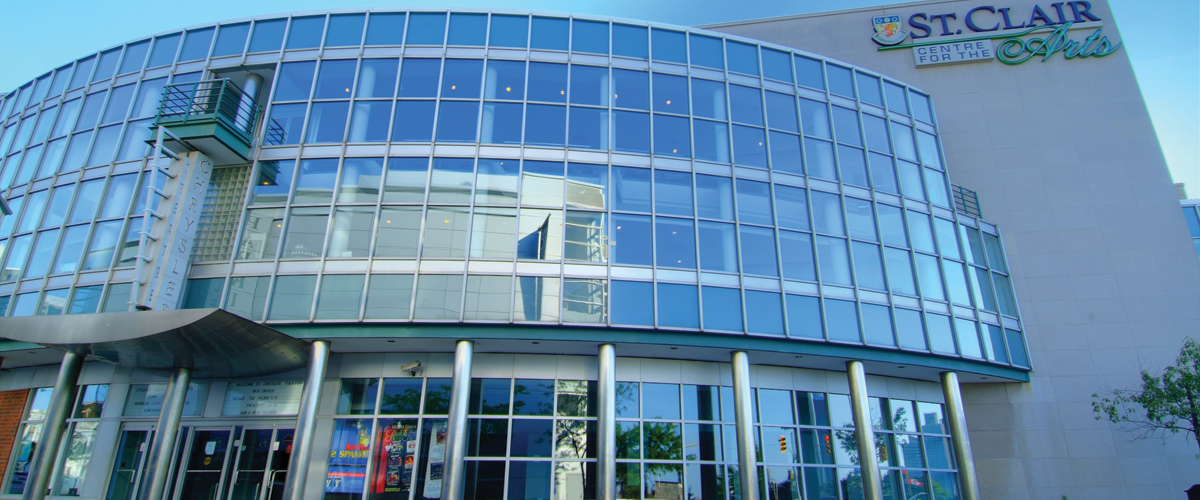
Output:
730 351 760 500
21 350 84 500
282 340 330 500
138 367 191 500
440 340 474 500
941 372 981 500
846 360 882 500
597 344 617 500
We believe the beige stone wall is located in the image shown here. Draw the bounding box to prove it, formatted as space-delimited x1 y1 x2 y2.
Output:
708 1 1200 498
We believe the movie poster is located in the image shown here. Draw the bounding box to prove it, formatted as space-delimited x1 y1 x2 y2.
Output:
326 419 371 495
370 420 417 499
421 421 447 499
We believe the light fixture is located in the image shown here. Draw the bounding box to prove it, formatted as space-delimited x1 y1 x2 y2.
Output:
506 86 511 92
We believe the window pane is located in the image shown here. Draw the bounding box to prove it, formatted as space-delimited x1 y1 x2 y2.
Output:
356 14 403 46
740 225 778 277
563 278 606 324
266 103 304 145
746 290 784 335
825 298 860 342
572 19 609 54
524 104 565 147
611 110 649 154
355 59 398 98
281 207 329 258
612 214 651 266
480 102 522 145
181 278 224 309
178 28 214 61
475 159 519 205
436 101 480 143
827 65 854 98
252 160 296 205
463 275 511 320
612 24 648 59
489 15 528 48
654 170 692 216
470 208 517 260
885 248 916 296
224 276 271 320
82 223 119 270
530 17 568 51
611 280 653 325
53 226 89 275
441 59 483 99
732 126 767 168
423 207 470 258
856 73 882 106
69 286 103 314
852 242 886 290
363 274 414 319
236 208 284 259
816 236 851 286
868 152 898 194
327 207 375 258
895 308 926 350
652 114 690 158
268 275 316 320
212 23 250 56
414 274 464 320
786 294 821 339
804 138 835 180
862 304 895 346
383 157 429 203
325 14 365 47
567 107 607 150
915 254 944 300
484 60 525 100
287 16 325 49
315 274 364 319
347 100 392 142
892 124 917 162
924 168 950 207
248 19 286 52
727 41 759 76
780 231 816 281
520 161 563 207
375 206 422 258
927 313 955 354
908 211 935 253
657 283 698 328
653 73 688 114
391 100 435 142
514 276 559 321
1007 329 1029 367
811 191 844 236
564 211 606 263
691 79 726 120
911 91 933 123
693 120 729 163
689 34 723 69
698 221 737 273
527 62 567 103
516 209 562 261
275 61 316 101
293 158 339 203
656 217 695 269
651 29 686 63
955 318 983 358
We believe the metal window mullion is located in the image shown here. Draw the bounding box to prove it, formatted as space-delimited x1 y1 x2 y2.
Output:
406 157 434 321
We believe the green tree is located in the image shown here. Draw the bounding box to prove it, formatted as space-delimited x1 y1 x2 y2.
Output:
1092 338 1200 454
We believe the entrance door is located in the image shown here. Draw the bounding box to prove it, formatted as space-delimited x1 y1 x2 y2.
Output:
104 429 154 500
226 428 294 500
174 428 237 500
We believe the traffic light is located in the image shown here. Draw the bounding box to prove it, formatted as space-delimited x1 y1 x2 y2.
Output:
779 435 787 453
823 434 832 456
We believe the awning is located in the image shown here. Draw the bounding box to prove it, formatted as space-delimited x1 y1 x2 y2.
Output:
0 308 309 378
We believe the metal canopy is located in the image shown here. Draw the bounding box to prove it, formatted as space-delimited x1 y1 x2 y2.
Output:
0 309 309 378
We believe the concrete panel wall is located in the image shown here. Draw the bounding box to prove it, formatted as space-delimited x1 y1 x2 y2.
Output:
708 1 1200 498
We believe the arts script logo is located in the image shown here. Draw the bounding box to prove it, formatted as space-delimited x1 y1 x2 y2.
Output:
872 15 910 46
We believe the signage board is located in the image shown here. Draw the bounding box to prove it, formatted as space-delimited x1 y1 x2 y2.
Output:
914 40 995 66
221 381 304 416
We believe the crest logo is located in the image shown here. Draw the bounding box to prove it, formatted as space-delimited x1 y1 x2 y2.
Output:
872 15 909 46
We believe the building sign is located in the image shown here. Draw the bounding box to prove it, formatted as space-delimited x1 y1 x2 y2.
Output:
121 383 209 417
135 150 214 310
914 40 995 66
872 2 1121 66
220 381 304 416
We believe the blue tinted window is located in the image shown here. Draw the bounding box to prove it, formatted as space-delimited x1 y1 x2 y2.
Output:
325 14 365 47
845 198 876 242
691 79 726 120
656 217 695 269
365 13 405 45
182 278 225 309
732 126 767 169
489 15 528 48
348 101 392 142
773 185 808 230
356 59 399 98
568 107 607 150
795 56 823 90
398 59 441 98
436 101 480 143
702 286 742 331
736 180 772 225
293 158 339 203
249 19 286 52
530 17 568 50
765 92 798 133
441 59 484 98
693 120 730 163
762 48 792 83
391 101 435 142
658 283 699 328
862 115 890 153
147 35 179 68
746 290 784 335
884 82 908 115
654 170 692 217
769 132 802 175
314 60 357 99
612 281 653 325
955 319 982 358
831 106 862 146
838 146 869 187
212 23 249 57
740 226 777 277
651 29 686 63
816 236 851 286
689 34 724 70
612 70 648 110
861 304 894 346
652 74 688 114
885 248 916 296
528 63 568 103
481 103 522 145
447 13 486 46
612 213 651 265
572 20 609 54
612 111 650 154
570 65 609 107
827 65 855 98
1006 330 1029 367
612 167 651 212
612 24 648 59
653 114 690 158
927 313 955 354
799 99 830 139
811 192 843 236
895 308 926 350
853 242 886 290
287 16 326 49
266 103 304 145
856 73 883 106
524 104 565 147
786 294 821 338
726 41 759 76
779 231 815 281
274 61 316 101
729 86 762 126
484 60 525 100
252 160 296 204
825 298 860 342
696 175 733 221
698 221 737 273
407 13 446 45
910 91 933 123
117 42 150 77
179 28 214 61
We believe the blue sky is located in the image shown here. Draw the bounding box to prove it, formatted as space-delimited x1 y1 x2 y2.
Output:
1 0 1195 191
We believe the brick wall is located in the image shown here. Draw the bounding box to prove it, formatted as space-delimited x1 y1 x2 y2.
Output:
0 389 30 479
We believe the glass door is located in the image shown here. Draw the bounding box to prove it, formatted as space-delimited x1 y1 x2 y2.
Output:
174 428 236 500
104 428 153 500
226 428 294 500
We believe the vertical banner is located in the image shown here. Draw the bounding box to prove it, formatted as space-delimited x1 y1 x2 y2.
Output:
326 419 371 495
421 421 447 499
371 420 417 498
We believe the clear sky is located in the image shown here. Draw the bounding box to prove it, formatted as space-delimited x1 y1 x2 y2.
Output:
1 0 1196 191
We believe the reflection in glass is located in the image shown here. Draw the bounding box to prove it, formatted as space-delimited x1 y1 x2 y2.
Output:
428 158 474 203
515 276 559 322
268 275 317 320
657 283 698 328
611 280 652 325
470 208 517 259
475 159 519 205
281 207 329 258
564 211 606 263
237 208 284 259
383 157 428 203
315 274 365 320
364 274 414 320
422 207 470 258
327 206 375 258
414 274 463 320
224 276 271 321
517 209 562 261
464 275 512 321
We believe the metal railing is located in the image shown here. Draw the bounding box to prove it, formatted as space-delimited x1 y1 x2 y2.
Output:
153 79 261 144
952 184 982 219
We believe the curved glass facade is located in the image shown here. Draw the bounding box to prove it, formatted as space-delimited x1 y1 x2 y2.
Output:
0 9 1027 372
